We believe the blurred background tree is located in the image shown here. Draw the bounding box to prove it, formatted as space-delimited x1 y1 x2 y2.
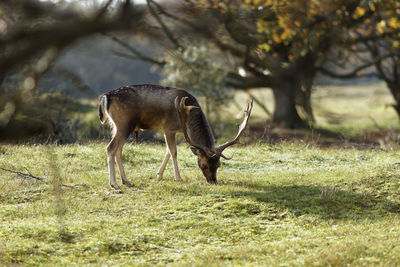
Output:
115 0 387 128
0 0 149 142
162 45 234 118
161 44 235 137
320 0 400 118
1 0 399 143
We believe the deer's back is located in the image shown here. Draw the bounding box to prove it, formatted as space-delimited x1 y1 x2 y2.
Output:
103 84 198 132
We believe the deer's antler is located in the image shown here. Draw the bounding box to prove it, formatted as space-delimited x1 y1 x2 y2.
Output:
216 99 253 158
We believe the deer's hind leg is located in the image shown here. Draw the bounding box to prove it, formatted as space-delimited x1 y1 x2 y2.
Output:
164 131 183 181
116 142 132 187
107 128 129 190
157 145 171 180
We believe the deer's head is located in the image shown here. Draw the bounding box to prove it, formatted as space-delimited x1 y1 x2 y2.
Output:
176 96 253 184
189 147 220 183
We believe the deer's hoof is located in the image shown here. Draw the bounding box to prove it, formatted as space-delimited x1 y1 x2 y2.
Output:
110 183 121 190
122 180 133 187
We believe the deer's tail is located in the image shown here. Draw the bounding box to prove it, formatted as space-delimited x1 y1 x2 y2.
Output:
98 94 109 124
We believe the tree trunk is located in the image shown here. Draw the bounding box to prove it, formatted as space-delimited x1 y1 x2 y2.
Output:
270 53 316 128
272 88 307 128
392 103 400 118
388 82 400 119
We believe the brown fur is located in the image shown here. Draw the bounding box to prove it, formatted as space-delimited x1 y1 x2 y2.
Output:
99 84 251 189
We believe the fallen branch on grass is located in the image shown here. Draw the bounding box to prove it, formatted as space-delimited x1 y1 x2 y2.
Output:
61 183 88 189
0 166 45 181
0 167 89 189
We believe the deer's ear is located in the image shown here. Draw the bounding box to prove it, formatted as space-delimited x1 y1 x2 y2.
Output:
184 105 199 116
178 97 198 115
190 146 203 156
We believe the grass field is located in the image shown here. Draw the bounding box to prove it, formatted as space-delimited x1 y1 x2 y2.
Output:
242 82 399 135
1 142 400 266
1 83 400 266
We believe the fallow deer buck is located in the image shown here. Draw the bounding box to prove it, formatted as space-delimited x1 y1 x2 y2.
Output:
99 84 253 190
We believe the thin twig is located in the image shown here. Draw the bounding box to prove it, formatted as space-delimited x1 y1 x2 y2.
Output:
110 37 166 65
368 115 384 130
146 0 182 49
61 183 88 189
0 167 44 180
1 167 88 190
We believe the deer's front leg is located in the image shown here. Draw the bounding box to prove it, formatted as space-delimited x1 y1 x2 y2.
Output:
164 132 183 181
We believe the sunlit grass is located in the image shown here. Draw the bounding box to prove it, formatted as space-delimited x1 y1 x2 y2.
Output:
313 83 399 137
1 143 400 265
1 82 399 265
232 82 399 137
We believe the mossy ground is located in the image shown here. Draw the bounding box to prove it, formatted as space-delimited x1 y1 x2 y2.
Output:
1 142 400 266
1 82 400 265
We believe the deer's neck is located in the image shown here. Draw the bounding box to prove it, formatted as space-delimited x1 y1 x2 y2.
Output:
187 109 215 149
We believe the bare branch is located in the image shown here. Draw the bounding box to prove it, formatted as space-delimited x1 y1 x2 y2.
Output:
0 2 146 77
94 0 114 19
108 35 166 66
226 72 272 89
364 41 393 83
345 29 400 45
0 167 44 181
146 0 182 49
61 183 88 189
0 166 89 189
319 53 395 79
143 1 255 66
248 92 271 115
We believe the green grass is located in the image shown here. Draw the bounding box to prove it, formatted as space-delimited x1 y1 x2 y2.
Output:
234 82 399 137
312 83 400 137
1 142 400 266
1 82 400 265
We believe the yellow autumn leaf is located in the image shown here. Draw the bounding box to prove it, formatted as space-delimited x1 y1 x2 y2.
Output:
257 20 269 33
389 17 400 29
377 20 386 34
280 30 289 41
353 6 366 19
258 43 271 52
278 16 285 26
370 5 375 12
273 33 281 43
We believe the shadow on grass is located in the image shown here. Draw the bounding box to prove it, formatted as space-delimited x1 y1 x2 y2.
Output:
224 180 400 220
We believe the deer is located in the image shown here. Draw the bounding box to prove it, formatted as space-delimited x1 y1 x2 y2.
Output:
98 84 253 190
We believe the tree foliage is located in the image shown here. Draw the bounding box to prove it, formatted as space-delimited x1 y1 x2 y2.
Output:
134 0 387 128
0 0 146 141
320 0 400 117
162 45 234 117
